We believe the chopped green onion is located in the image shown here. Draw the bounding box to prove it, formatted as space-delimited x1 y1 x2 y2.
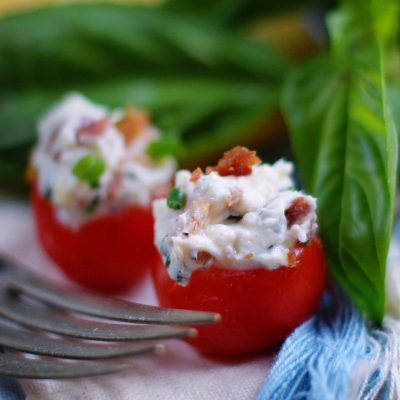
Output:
167 187 186 210
72 154 106 186
147 134 182 160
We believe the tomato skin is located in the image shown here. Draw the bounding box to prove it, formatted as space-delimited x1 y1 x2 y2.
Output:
32 183 157 293
152 236 326 356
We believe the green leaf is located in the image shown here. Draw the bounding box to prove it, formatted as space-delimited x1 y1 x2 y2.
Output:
167 187 186 210
282 0 399 323
162 0 327 26
0 4 288 191
0 4 286 90
72 154 106 186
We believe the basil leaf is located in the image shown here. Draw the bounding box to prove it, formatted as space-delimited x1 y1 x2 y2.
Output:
282 0 399 323
0 4 286 90
72 154 106 186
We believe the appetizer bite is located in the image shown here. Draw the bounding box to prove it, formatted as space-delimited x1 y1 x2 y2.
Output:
152 147 326 356
31 93 175 292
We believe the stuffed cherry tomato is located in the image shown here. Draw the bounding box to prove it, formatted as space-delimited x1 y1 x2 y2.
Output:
152 147 326 356
31 94 175 293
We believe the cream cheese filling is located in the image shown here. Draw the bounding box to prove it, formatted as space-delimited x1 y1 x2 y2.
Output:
153 160 317 283
33 93 175 228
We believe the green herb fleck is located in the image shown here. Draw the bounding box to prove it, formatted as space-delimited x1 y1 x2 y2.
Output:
90 182 100 189
227 214 242 222
85 196 100 214
44 187 52 200
160 239 171 268
72 154 106 186
167 187 186 210
176 271 184 283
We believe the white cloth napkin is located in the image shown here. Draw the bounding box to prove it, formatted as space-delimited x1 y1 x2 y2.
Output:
0 196 272 400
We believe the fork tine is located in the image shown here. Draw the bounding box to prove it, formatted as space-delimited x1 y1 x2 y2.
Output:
0 324 161 359
0 291 195 341
0 353 126 379
0 292 195 341
4 263 219 324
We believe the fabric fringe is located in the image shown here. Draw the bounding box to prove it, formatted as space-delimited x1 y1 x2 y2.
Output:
350 318 400 400
257 288 368 400
257 290 400 400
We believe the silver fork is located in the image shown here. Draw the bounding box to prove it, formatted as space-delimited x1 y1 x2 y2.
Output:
0 255 219 379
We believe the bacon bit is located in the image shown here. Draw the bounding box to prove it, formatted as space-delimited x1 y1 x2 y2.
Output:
226 188 242 208
244 252 254 261
287 250 296 267
285 197 311 227
116 106 149 144
187 198 210 234
195 251 214 265
190 167 203 182
207 146 261 177
77 117 108 143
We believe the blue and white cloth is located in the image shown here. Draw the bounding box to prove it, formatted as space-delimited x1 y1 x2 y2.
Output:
258 222 400 399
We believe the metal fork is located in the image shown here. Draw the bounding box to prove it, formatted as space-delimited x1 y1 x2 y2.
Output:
0 255 219 379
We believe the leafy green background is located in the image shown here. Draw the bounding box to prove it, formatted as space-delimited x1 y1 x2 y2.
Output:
0 2 297 191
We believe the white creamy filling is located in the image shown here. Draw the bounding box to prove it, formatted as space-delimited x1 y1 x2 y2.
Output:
153 161 317 283
33 93 175 228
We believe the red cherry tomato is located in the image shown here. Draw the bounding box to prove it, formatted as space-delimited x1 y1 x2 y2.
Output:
32 183 157 293
152 236 326 356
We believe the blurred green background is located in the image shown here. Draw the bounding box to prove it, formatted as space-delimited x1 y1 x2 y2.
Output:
0 0 332 192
